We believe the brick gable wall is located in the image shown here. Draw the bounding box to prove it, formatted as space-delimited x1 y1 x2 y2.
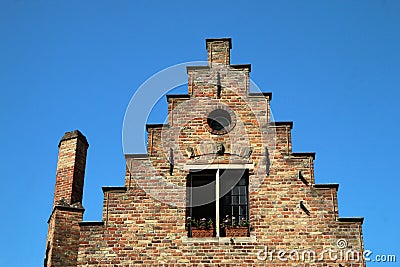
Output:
45 38 365 266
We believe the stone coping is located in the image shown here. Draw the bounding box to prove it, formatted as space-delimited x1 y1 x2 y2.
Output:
182 236 257 244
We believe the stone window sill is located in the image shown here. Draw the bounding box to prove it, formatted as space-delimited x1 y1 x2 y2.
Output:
181 236 256 244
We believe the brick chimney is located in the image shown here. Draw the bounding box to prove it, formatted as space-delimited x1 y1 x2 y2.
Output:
206 38 232 65
45 130 88 267
53 130 89 207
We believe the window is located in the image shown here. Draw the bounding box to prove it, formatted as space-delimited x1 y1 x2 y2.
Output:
186 169 249 237
221 175 248 224
206 108 235 135
207 109 231 131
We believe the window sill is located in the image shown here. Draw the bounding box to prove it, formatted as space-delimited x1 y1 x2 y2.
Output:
181 236 256 244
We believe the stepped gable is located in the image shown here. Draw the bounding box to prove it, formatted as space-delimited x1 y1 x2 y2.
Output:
44 38 365 266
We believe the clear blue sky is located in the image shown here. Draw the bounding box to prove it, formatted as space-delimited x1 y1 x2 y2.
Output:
1 1 399 266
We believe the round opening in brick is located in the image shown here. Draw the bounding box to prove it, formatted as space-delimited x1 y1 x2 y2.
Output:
207 109 232 134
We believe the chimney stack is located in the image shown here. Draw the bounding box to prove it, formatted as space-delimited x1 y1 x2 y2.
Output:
206 38 232 65
53 130 89 207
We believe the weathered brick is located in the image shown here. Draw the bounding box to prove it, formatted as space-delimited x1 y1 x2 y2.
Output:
45 38 365 266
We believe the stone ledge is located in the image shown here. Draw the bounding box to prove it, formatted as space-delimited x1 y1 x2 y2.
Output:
182 236 256 244
313 183 339 190
186 66 210 72
291 152 316 160
146 124 169 131
268 121 293 129
338 217 364 223
166 94 190 101
248 92 272 100
79 221 105 226
184 163 254 170
230 64 251 72
102 186 127 193
125 154 148 159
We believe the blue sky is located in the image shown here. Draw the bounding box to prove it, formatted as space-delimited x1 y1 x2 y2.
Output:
1 0 399 266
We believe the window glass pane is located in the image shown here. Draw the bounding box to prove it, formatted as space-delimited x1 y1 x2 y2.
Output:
232 206 239 220
232 186 239 195
219 169 243 198
239 206 247 217
232 195 239 204
239 195 246 204
239 186 245 195
238 195 242 204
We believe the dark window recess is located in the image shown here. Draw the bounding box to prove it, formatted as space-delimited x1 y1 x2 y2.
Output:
186 171 216 237
186 169 249 237
207 109 231 131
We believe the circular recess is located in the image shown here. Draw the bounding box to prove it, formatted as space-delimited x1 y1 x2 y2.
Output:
207 109 232 134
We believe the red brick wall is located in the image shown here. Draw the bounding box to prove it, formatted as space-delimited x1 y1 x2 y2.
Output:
45 207 84 267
